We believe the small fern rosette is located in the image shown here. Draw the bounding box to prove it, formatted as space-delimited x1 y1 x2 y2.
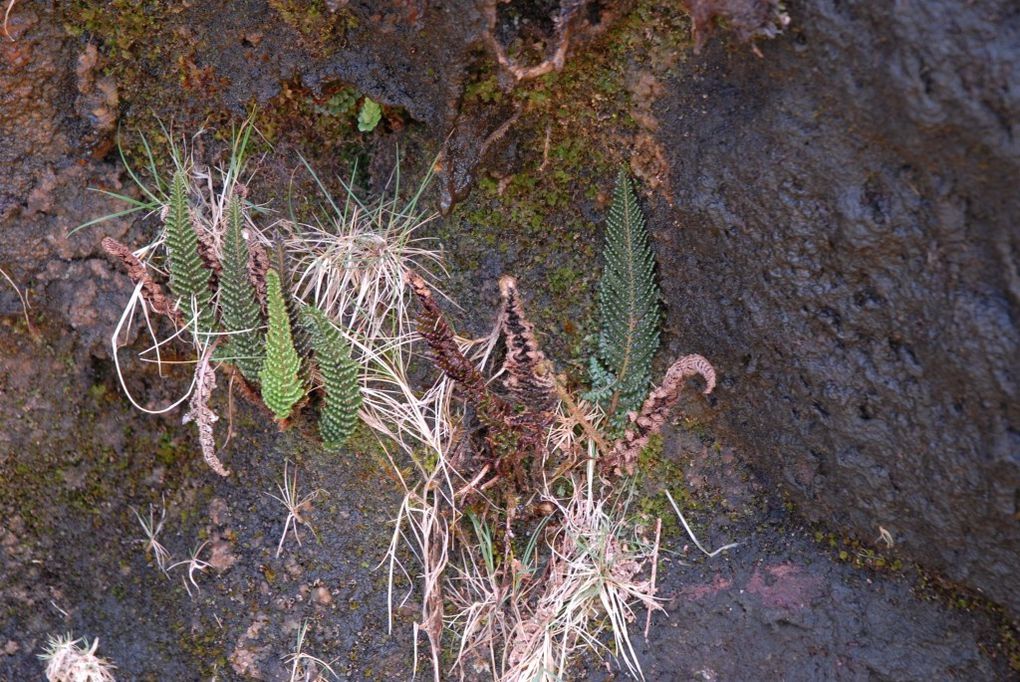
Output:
259 269 305 421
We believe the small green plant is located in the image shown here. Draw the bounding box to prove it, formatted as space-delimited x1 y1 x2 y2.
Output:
260 269 306 421
587 168 661 424
357 97 382 132
304 306 362 448
164 168 216 335
218 195 265 381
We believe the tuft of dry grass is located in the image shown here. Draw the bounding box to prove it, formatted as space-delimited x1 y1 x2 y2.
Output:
267 460 325 558
39 633 117 682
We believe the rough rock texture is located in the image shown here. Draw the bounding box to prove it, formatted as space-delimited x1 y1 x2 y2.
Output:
1 0 1018 678
654 0 1019 615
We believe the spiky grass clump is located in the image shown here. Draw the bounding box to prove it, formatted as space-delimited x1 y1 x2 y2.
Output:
304 306 362 448
260 269 305 421
287 156 444 347
39 633 117 682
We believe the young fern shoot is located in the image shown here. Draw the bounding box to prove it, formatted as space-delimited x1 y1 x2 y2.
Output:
304 306 362 449
218 194 265 381
260 269 305 422
588 169 661 425
164 168 216 337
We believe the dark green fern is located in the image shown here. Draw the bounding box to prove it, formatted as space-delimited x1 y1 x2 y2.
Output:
165 168 216 336
260 269 305 421
218 195 265 381
304 306 362 448
587 169 661 424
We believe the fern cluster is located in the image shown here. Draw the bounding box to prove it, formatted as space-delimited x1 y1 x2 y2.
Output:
260 269 306 421
165 168 215 335
304 306 362 448
219 195 265 381
587 169 661 424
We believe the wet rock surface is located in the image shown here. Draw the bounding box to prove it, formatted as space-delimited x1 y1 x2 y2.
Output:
1 0 1018 679
652 0 1020 617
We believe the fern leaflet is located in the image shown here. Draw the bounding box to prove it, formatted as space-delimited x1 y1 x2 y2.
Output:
304 306 362 448
164 168 216 336
259 269 305 421
588 169 661 423
219 195 265 381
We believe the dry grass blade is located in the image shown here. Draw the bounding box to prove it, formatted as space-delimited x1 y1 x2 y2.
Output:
267 460 325 558
166 540 212 598
284 621 339 682
132 498 172 573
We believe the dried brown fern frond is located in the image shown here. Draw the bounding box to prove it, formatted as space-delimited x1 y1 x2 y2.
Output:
408 269 489 399
183 345 230 477
497 275 556 412
601 354 716 477
101 237 183 326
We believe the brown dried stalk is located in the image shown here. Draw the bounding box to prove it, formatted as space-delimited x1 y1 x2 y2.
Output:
183 345 230 477
101 236 184 326
497 275 555 411
601 354 717 477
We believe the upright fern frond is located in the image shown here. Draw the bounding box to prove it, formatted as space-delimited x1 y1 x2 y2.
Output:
165 168 216 335
260 270 305 421
588 169 661 423
304 306 362 448
219 195 265 381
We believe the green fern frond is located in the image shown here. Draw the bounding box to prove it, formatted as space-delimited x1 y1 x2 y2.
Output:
588 169 661 423
304 306 362 449
165 168 215 335
219 195 265 381
259 269 305 421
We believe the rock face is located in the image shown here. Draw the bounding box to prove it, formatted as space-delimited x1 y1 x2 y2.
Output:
653 0 1019 613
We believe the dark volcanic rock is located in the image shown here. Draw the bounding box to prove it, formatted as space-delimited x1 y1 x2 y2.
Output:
654 0 1019 614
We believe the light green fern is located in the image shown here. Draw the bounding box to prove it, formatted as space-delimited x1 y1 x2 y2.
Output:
259 269 305 421
165 168 215 335
587 169 661 423
304 306 362 448
218 195 264 381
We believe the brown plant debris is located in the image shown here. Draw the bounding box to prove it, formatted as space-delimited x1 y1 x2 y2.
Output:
682 0 790 55
183 345 230 477
101 236 184 326
408 269 489 399
497 275 556 412
601 354 717 476
483 0 587 83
